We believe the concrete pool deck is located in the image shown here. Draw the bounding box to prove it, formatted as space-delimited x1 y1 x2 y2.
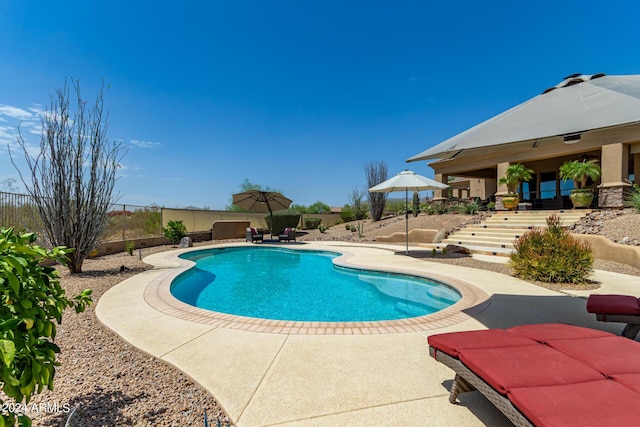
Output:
96 242 640 426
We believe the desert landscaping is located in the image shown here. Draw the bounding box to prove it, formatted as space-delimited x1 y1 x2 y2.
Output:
23 209 640 426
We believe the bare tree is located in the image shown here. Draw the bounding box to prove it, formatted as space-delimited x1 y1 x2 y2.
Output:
0 178 19 193
365 160 388 221
349 187 369 220
10 79 125 273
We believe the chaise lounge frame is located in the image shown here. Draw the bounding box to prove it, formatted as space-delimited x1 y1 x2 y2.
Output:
428 347 533 427
593 313 640 339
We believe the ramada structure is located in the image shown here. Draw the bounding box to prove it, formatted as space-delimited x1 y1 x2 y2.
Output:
408 73 640 210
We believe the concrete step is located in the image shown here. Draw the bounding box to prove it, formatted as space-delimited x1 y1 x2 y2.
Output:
483 215 584 223
491 209 590 215
418 242 513 257
455 229 528 239
440 238 515 250
428 209 592 257
484 216 584 222
467 222 543 230
487 217 586 223
442 235 517 246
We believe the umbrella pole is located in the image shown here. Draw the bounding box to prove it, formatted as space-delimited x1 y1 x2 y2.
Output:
265 199 274 235
405 188 409 255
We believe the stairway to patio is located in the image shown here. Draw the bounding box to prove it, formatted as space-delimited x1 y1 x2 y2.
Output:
419 209 591 256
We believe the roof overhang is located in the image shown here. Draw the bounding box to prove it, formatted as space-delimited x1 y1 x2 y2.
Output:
408 74 640 163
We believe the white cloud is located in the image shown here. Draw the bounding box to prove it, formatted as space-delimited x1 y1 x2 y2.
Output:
0 125 16 140
0 105 33 120
28 104 44 115
129 139 161 149
0 104 44 152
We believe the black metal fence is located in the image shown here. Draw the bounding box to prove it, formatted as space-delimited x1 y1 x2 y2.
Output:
0 191 45 236
0 192 163 243
102 203 163 242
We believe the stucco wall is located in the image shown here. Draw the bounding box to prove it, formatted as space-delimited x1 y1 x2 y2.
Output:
91 231 212 258
376 229 443 244
162 208 343 232
572 234 640 270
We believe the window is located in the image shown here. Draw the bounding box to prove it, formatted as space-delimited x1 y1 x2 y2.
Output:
539 172 557 199
560 179 574 196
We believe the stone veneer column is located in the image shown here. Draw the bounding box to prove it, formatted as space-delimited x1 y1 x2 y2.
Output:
494 162 510 210
433 173 448 200
598 143 632 208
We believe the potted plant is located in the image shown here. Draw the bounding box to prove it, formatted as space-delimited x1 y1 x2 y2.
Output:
559 159 601 208
498 163 533 210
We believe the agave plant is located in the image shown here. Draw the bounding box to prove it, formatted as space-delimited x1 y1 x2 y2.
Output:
559 159 601 190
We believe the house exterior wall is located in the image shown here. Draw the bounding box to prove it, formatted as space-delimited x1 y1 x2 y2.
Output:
426 123 640 209
470 178 495 199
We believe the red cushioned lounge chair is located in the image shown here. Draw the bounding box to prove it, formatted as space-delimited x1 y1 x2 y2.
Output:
586 294 640 339
428 323 640 427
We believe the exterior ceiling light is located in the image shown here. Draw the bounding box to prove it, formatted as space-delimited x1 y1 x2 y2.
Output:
563 134 581 144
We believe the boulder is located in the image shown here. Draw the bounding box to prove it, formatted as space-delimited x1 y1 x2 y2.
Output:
178 236 193 248
444 244 471 254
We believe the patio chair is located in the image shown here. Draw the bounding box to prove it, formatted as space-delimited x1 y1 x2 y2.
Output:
586 294 640 339
245 227 263 243
428 323 640 426
278 227 296 242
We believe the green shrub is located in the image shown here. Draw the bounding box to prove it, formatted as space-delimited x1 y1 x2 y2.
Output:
0 228 92 426
340 206 356 222
266 212 300 235
350 225 357 232
304 217 322 230
385 200 406 214
424 201 450 215
162 220 187 246
509 215 594 283
625 184 640 212
318 224 328 233
125 241 135 255
458 201 479 214
345 224 351 230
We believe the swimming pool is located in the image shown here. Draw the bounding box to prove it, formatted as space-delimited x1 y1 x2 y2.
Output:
170 246 461 322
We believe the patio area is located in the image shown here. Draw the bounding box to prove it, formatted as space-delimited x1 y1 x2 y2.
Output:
95 242 640 426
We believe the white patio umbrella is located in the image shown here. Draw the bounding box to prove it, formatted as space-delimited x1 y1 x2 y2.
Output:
369 170 449 255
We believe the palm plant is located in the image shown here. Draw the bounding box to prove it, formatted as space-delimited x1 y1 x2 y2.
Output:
625 184 640 212
498 164 534 195
559 159 601 190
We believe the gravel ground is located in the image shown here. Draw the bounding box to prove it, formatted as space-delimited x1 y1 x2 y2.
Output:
23 243 231 427
19 209 640 426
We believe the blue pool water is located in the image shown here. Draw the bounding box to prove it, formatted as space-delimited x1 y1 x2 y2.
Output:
170 246 461 322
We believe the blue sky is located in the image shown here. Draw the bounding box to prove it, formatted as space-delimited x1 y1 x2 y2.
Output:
1 1 639 209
